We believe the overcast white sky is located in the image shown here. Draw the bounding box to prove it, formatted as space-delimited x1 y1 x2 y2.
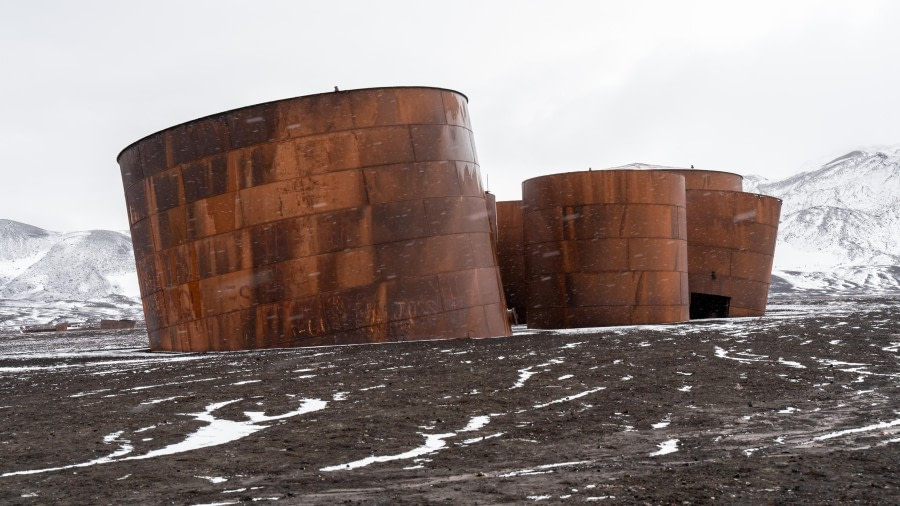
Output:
2 0 899 231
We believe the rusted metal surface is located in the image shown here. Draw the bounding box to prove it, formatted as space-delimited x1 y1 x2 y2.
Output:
119 87 511 352
522 170 690 328
99 319 137 330
658 169 743 192
495 200 527 323
683 190 782 318
484 191 498 245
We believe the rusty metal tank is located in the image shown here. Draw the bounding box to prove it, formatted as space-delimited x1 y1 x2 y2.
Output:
651 168 780 317
682 189 782 318
495 200 527 323
118 86 512 352
521 170 690 328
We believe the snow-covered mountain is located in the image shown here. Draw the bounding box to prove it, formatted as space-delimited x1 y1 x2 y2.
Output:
747 147 900 293
0 220 139 302
0 220 60 288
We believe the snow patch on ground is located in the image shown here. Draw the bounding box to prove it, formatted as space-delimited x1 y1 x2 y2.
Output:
321 414 493 472
649 439 679 456
1 398 327 477
812 417 900 441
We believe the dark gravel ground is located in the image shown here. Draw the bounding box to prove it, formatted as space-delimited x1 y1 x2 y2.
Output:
0 294 898 505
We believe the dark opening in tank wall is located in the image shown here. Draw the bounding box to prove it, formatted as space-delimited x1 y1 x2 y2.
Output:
690 292 731 319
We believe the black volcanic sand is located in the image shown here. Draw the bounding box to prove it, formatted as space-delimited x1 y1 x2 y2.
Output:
1 296 899 504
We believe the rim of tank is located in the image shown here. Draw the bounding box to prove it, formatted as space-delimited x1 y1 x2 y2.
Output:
607 163 743 180
685 187 783 203
653 167 744 180
521 168 688 186
116 86 469 163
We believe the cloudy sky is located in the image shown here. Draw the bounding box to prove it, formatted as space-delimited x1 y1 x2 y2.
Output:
2 0 899 231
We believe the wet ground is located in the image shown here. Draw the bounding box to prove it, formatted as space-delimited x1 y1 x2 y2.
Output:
0 295 898 504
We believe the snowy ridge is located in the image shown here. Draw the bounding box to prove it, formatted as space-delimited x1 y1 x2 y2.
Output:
747 147 900 293
0 220 139 302
0 220 59 287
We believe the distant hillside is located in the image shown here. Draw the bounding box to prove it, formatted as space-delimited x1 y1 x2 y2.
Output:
0 220 139 302
745 147 900 293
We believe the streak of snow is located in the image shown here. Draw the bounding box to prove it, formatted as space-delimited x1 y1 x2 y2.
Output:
126 377 217 391
2 399 326 477
511 358 564 389
533 387 606 409
321 432 455 471
778 358 806 369
69 388 111 398
196 476 228 484
139 395 185 405
651 415 672 429
0 355 204 373
321 414 493 472
813 417 900 441
128 398 327 460
462 432 504 445
459 415 491 432
714 346 767 363
649 439 679 456
1 431 134 477
499 461 590 477
816 359 869 367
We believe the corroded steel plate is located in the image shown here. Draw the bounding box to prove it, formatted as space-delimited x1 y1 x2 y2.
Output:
658 169 743 192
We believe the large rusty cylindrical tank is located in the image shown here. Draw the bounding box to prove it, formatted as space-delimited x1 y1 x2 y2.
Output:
522 170 690 328
683 189 782 318
495 200 527 323
118 86 511 351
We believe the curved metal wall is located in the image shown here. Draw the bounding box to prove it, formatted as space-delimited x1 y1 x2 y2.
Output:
118 87 511 351
496 200 527 322
658 169 743 192
522 170 690 328
684 190 782 317
485 191 499 247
